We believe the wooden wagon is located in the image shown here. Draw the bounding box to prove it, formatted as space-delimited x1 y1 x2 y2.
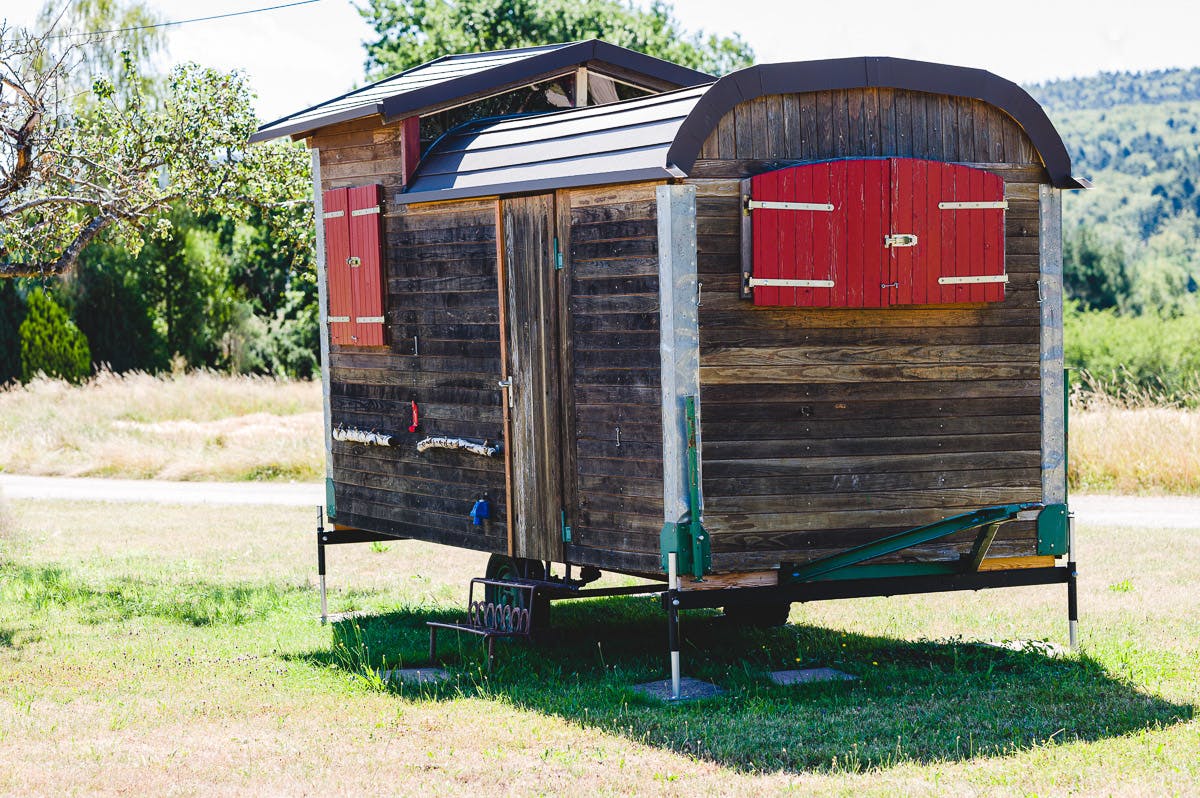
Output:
254 43 1085 679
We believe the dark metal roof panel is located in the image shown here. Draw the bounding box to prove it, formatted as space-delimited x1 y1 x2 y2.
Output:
396 85 708 203
250 40 713 143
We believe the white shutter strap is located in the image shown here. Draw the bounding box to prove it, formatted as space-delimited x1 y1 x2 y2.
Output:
938 275 1010 285
747 277 836 288
746 200 836 212
938 201 1008 209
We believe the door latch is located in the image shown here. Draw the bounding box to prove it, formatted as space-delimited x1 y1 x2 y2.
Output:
883 233 918 248
497 377 514 408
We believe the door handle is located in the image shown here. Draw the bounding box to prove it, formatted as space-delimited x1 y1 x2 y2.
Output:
497 377 514 408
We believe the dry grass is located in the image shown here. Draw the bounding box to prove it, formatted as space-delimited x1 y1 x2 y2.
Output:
1071 391 1200 495
0 371 322 482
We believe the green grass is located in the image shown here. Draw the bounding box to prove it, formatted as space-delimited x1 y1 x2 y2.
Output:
0 500 1197 795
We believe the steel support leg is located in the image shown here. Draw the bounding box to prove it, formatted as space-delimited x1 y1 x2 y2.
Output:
667 551 681 699
1067 512 1078 649
317 507 328 624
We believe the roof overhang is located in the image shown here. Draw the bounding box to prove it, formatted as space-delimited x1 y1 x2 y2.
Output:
666 56 1088 190
249 40 713 144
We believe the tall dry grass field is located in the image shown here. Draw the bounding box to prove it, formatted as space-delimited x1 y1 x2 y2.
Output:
0 371 321 481
1070 392 1200 494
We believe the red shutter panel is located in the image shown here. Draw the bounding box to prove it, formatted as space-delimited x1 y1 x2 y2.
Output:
922 160 1007 304
746 159 1005 308
322 187 353 346
347 184 386 346
748 162 849 307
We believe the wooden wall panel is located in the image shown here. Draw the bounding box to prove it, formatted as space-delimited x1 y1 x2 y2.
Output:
564 183 665 573
313 118 507 552
690 86 1046 571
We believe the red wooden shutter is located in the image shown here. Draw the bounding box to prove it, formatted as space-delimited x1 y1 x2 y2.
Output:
347 184 386 346
747 158 1006 308
322 187 354 345
321 184 386 347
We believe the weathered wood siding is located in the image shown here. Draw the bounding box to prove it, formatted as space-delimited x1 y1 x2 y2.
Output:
562 184 666 574
313 117 508 553
691 89 1045 571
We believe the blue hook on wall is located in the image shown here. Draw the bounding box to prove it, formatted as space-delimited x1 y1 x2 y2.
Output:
469 495 490 526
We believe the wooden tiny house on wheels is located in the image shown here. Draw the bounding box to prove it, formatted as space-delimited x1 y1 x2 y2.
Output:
254 43 1086 675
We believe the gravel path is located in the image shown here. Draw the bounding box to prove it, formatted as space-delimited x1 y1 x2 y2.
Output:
0 474 322 507
0 474 1196 528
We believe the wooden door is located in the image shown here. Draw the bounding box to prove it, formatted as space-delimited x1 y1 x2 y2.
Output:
499 193 563 562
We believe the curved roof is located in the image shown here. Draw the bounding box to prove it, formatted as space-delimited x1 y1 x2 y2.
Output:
398 56 1086 204
250 40 714 143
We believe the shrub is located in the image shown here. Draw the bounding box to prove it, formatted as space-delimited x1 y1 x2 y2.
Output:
19 289 93 384
0 281 26 385
1065 301 1200 405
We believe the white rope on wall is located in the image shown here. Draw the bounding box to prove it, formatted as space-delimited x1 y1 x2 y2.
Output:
416 436 501 457
332 426 395 446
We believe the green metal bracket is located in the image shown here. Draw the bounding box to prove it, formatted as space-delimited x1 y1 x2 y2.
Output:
325 477 337 519
661 395 711 579
560 509 573 543
1037 503 1069 555
553 236 564 270
783 502 1040 583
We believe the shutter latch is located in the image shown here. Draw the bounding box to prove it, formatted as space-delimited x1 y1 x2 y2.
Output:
884 233 919 248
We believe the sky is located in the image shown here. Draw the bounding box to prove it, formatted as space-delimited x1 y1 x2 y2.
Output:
4 0 1200 124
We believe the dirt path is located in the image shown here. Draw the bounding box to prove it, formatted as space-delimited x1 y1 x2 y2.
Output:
1 474 1196 528
0 473 322 507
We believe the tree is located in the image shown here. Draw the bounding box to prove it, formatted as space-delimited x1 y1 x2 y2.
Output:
0 20 312 278
1064 226 1130 311
358 0 754 79
19 287 92 383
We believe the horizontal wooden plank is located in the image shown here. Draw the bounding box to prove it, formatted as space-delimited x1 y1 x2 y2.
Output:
700 362 1039 384
334 505 504 554
702 343 1039 368
701 378 1040 404
703 431 1040 460
706 485 1041 515
702 411 1041 441
568 198 656 224
701 325 1038 349
703 449 1040 479
703 466 1041 498
571 256 659 279
709 519 1038 555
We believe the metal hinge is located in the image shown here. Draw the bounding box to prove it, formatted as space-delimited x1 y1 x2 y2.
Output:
937 275 1009 285
938 200 1008 210
351 205 381 217
746 276 835 289
745 198 835 213
553 236 564 270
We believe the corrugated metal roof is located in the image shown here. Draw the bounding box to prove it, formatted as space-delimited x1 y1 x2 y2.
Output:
397 84 710 203
250 40 713 143
396 56 1087 203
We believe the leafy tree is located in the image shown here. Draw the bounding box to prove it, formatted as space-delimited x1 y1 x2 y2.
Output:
60 238 170 373
19 288 92 383
1064 226 1130 311
358 0 753 78
0 281 26 383
0 20 311 278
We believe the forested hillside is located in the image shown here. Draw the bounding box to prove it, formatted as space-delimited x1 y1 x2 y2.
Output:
1028 68 1200 317
1024 68 1200 404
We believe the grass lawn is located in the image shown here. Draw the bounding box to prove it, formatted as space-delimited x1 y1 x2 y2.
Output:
0 499 1196 796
